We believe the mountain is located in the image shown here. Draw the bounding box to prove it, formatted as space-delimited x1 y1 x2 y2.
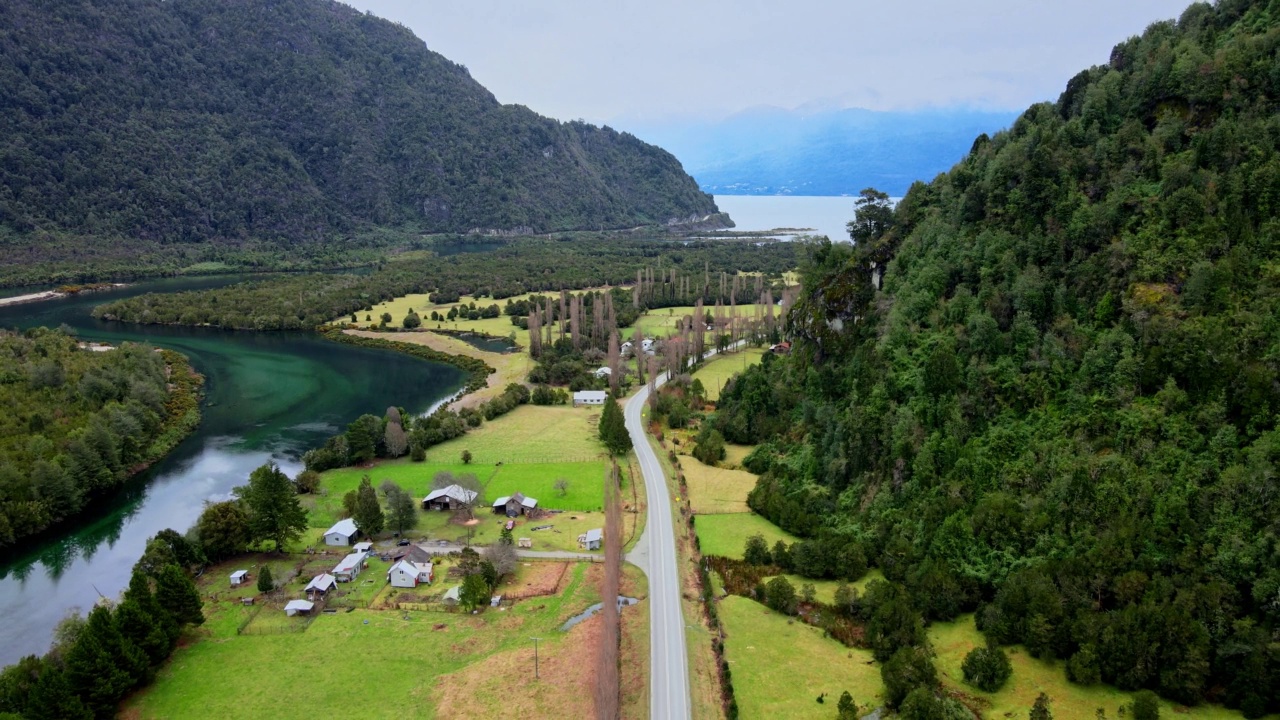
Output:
627 106 1018 196
715 0 1280 713
0 0 719 282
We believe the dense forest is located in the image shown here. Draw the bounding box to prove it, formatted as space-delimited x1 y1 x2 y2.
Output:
714 1 1280 715
0 0 721 285
91 238 799 330
0 329 202 548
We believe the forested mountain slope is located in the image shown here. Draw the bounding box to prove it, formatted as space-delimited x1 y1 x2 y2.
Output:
0 0 719 282
717 1 1280 714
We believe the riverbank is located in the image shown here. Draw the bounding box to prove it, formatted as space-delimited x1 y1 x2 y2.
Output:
343 328 530 410
0 282 126 309
319 327 495 399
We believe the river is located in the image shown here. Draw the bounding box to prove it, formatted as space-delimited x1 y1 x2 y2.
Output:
0 276 466 664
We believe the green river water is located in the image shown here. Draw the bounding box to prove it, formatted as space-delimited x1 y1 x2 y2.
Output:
0 276 466 663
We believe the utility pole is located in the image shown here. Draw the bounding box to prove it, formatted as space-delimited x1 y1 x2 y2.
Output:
530 636 542 679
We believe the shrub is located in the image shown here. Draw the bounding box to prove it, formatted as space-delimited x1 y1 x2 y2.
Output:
961 643 1012 692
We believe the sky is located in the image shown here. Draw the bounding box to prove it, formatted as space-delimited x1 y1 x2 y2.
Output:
344 0 1194 125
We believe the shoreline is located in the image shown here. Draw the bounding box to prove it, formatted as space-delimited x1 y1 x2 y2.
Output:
0 282 128 309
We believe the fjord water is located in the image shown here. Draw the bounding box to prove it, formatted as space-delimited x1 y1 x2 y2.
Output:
0 277 466 663
712 194 856 241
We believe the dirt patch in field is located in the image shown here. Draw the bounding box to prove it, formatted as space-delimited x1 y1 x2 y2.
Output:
505 562 570 600
432 613 602 719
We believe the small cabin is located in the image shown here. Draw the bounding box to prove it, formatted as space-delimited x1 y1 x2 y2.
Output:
594 366 612 378
323 518 358 546
284 599 314 617
492 493 538 517
305 573 337 600
333 551 368 582
582 528 603 551
422 484 478 511
229 570 249 587
518 538 532 549
352 541 373 555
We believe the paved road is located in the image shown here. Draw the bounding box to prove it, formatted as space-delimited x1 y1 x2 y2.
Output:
626 373 691 720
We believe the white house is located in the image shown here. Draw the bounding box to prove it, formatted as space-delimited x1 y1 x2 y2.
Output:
594 366 612 378
323 518 358 546
388 559 434 588
229 570 248 587
284 599 314 617
641 338 656 355
422 484 479 511
582 528 603 551
573 390 607 406
305 573 337 599
352 541 373 555
621 341 634 356
333 551 367 582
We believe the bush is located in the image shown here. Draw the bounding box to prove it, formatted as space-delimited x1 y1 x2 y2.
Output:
1132 690 1160 720
961 643 1012 692
743 533 771 566
257 565 273 593
881 646 938 709
764 576 797 615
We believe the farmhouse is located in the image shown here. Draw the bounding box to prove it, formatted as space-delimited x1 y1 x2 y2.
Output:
422 484 479 511
333 551 368 582
304 573 337 600
284 599 314 617
323 517 358 546
769 341 792 355
641 338 656 355
621 341 633 356
593 366 612 378
388 559 434 588
229 570 248 587
573 390 607 406
582 528 603 551
492 492 538 517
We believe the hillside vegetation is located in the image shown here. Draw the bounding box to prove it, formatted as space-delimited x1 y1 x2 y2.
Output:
0 0 719 285
716 1 1280 715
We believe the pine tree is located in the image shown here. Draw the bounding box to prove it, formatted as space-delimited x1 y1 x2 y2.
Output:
1030 692 1053 720
122 568 179 651
257 564 274 593
599 396 631 456
64 606 148 717
23 665 92 720
352 475 384 537
155 564 204 627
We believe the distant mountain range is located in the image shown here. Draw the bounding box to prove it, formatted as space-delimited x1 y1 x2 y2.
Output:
0 0 719 283
627 107 1019 197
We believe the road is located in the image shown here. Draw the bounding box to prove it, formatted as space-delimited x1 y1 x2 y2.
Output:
625 373 691 720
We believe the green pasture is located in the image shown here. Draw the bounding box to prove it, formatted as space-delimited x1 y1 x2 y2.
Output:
693 512 798 559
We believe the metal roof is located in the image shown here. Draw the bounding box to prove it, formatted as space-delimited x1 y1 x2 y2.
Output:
585 528 603 542
305 573 337 592
423 484 478 504
325 517 358 537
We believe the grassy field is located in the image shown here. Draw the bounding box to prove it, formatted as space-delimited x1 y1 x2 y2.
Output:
632 305 763 340
680 455 756 514
691 347 765 401
346 329 534 410
128 561 649 719
719 595 883 718
693 512 798 559
429 403 607 464
722 443 754 469
757 570 886 605
930 616 1264 720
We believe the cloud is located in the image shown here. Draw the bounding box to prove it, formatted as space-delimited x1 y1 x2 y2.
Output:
345 0 1193 123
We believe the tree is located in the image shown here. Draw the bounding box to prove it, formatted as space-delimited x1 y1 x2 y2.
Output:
402 310 421 329
64 606 148 716
257 564 274 593
801 583 816 605
881 646 938 709
294 469 321 494
383 420 407 458
194 501 250 562
485 541 518 579
235 462 308 552
554 478 569 497
459 573 490 611
692 427 726 465
23 665 92 720
1131 691 1159 720
154 564 204 627
833 583 856 614
461 449 472 464
743 533 772 566
345 414 381 464
499 526 514 546
837 691 858 720
962 643 1012 692
114 597 170 667
352 475 384 537
846 188 895 245
764 576 797 615
772 540 792 571
1029 693 1053 720
384 484 417 536
599 396 632 455
122 568 178 654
